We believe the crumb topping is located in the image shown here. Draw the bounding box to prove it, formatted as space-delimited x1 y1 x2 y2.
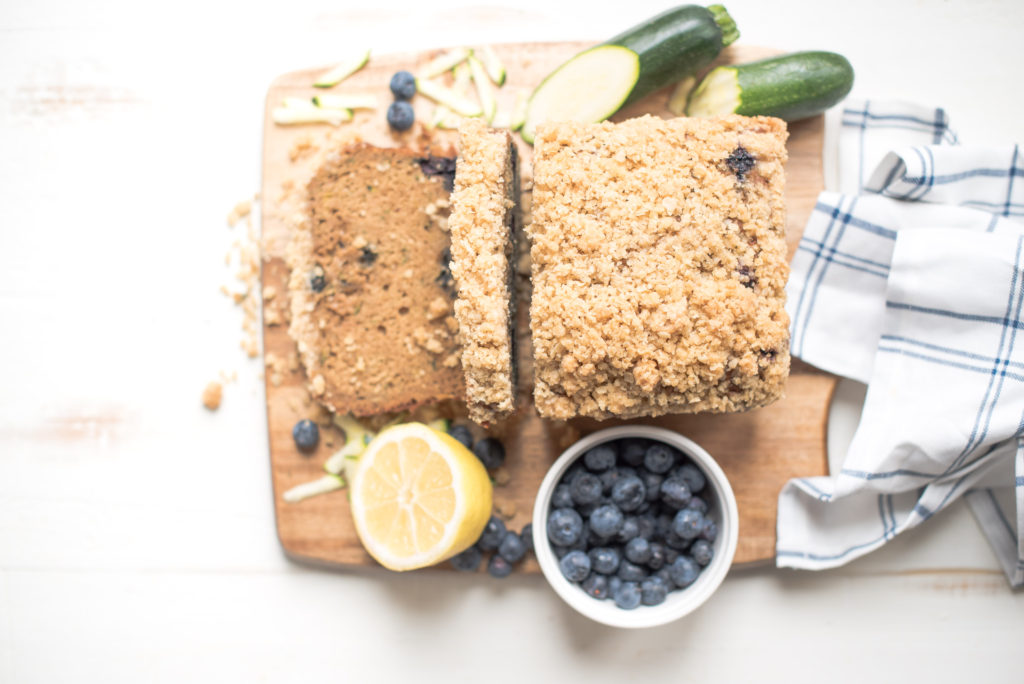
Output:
528 115 791 420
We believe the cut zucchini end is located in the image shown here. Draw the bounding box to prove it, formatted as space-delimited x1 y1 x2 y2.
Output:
685 66 741 117
522 44 640 144
666 75 697 116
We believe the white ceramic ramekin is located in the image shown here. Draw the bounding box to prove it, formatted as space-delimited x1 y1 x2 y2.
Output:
532 425 739 629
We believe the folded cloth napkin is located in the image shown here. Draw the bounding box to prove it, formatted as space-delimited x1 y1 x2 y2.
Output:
776 99 1024 587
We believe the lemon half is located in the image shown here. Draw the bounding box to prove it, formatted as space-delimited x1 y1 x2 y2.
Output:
350 422 493 571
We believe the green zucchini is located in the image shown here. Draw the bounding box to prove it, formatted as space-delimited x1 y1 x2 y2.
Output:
686 50 854 121
522 4 738 143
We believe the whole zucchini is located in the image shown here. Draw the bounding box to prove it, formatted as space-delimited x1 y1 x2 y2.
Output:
686 51 855 121
521 4 739 143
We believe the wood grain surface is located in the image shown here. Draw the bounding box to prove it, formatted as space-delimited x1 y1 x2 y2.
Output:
260 42 834 572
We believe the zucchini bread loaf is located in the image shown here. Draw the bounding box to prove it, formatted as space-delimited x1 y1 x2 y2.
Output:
447 119 520 426
528 114 791 420
286 143 464 416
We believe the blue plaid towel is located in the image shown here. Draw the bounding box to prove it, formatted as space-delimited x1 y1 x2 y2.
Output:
777 100 1024 587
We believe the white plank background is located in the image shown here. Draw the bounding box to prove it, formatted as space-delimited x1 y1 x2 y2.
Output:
1 0 1022 681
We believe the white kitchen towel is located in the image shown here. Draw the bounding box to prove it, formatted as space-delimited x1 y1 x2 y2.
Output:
776 99 1024 587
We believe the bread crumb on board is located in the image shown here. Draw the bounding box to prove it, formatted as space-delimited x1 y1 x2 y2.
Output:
202 381 223 411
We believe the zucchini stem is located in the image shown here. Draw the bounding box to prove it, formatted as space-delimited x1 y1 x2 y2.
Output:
707 5 739 47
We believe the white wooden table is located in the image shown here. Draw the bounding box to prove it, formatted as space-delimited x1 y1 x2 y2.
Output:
2 1 1021 680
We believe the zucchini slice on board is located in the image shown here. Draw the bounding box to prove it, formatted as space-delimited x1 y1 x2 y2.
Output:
687 51 855 121
522 4 738 143
313 49 371 88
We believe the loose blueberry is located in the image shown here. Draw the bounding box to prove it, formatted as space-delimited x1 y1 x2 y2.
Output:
498 531 526 564
559 549 591 583
613 581 642 610
668 556 700 588
588 547 621 575
674 463 706 494
618 438 646 467
520 523 534 551
478 516 506 551
691 539 714 566
616 559 648 582
647 542 668 570
569 470 603 505
625 537 652 565
700 517 718 543
643 443 676 474
672 509 704 540
472 437 505 470
640 576 669 606
581 573 610 600
660 477 692 509
610 476 646 512
547 507 583 547
488 553 513 578
589 504 625 538
450 545 482 572
389 70 417 100
640 470 664 502
583 444 618 472
292 419 319 452
447 424 473 450
552 484 574 509
386 100 415 131
686 496 708 514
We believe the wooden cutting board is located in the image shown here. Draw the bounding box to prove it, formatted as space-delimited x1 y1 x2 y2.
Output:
260 42 835 571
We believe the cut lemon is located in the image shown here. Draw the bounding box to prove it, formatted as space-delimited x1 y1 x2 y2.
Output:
350 422 493 571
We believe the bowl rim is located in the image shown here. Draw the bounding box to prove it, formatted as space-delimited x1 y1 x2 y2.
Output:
531 425 739 629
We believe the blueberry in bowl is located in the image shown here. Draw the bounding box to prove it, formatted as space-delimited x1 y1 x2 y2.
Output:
531 426 738 629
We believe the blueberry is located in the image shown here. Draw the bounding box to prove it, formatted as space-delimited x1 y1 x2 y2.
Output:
635 515 656 541
559 549 591 583
700 517 718 543
447 424 473 450
640 576 669 606
686 496 708 514
472 437 505 470
488 554 513 578
643 443 676 474
389 70 417 100
587 525 611 547
546 508 583 547
665 531 691 551
610 476 646 512
653 567 674 587
691 539 714 566
583 444 618 472
640 471 663 502
498 531 526 564
577 501 603 519
619 438 648 467
664 547 681 566
674 463 706 494
614 516 641 544
450 545 482 572
668 556 700 588
672 509 704 540
309 272 326 293
608 575 623 596
613 581 642 610
386 100 415 131
589 504 625 538
726 145 756 181
654 513 674 540
520 523 534 551
616 559 647 582
569 470 603 505
581 573 610 600
600 466 637 495
624 537 652 565
552 545 569 559
292 419 319 452
647 542 667 570
552 484 574 509
568 521 590 552
588 547 621 575
660 477 692 509
478 516 506 551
